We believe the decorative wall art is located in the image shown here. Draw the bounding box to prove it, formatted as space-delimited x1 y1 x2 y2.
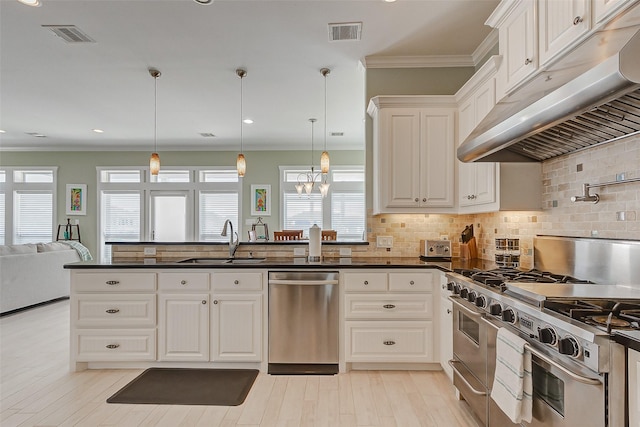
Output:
251 184 271 216
66 184 87 215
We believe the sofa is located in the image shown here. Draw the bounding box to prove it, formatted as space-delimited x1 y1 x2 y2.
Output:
0 242 81 315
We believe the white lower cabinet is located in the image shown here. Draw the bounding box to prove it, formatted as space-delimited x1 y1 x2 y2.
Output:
75 329 156 362
158 293 210 361
439 293 453 380
211 294 262 362
629 347 640 427
343 269 437 364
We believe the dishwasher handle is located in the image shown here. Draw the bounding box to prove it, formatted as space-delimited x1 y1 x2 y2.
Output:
269 279 339 286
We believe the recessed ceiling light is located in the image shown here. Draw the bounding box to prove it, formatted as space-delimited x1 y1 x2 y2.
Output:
25 132 46 138
92 129 104 133
384 0 397 2
193 0 213 4
0 130 6 133
18 0 41 7
243 119 254 124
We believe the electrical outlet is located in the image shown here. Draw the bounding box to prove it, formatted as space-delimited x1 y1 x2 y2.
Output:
293 247 306 256
339 248 352 257
376 236 393 248
439 235 448 240
74 219 80 225
143 247 156 256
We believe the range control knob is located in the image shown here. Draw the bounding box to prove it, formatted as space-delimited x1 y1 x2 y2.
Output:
475 295 487 308
467 291 477 303
489 304 502 316
502 308 517 324
538 327 558 345
558 336 581 358
460 288 469 299
452 284 461 295
447 281 455 291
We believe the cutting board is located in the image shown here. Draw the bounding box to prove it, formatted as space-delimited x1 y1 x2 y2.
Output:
460 236 478 260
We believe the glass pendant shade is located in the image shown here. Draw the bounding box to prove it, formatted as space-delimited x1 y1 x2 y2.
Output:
321 150 330 174
319 181 330 198
295 183 304 195
236 153 246 177
150 152 160 175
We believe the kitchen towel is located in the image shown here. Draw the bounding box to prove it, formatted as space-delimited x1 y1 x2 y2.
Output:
491 327 533 423
308 224 322 259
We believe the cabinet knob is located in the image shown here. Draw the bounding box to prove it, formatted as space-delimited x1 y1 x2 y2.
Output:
105 309 120 314
105 280 119 285
202 300 207 304
383 340 396 346
447 309 452 314
470 194 476 200
105 344 120 349
383 304 396 309
573 16 583 25
524 58 532 65
414 198 419 202
409 280 415 285
422 198 427 202
180 280 187 285
213 300 218 304
234 279 239 285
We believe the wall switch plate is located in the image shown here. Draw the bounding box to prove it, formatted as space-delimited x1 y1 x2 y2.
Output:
376 236 393 248
143 247 156 256
340 248 352 257
293 247 306 256
74 219 80 225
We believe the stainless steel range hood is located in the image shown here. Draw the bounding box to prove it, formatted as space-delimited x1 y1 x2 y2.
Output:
458 26 640 163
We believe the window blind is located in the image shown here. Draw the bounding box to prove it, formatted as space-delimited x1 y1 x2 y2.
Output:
199 192 238 242
102 192 141 241
0 193 5 245
331 192 365 240
13 191 53 243
283 192 323 236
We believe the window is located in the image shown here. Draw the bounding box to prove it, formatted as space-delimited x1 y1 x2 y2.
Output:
280 166 365 240
0 167 57 245
97 167 240 261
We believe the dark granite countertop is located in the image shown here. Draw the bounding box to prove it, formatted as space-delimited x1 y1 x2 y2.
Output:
64 256 496 272
612 330 640 352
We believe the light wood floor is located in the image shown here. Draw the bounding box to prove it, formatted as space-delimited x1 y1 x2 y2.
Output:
1 300 480 427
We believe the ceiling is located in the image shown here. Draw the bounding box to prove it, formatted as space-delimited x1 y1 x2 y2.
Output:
0 0 499 152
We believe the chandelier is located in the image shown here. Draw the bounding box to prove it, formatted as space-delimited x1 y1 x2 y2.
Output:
296 118 330 197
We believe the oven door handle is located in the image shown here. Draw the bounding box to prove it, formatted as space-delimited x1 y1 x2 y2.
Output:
447 360 487 396
449 296 483 319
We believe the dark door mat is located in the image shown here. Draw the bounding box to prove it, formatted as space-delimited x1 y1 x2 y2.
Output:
107 368 259 406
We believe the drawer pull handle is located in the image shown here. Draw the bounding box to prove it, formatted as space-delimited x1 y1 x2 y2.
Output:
409 280 415 285
573 16 583 25
105 280 120 285
383 304 396 309
234 280 239 285
524 58 532 65
364 280 369 285
105 309 120 314
180 280 187 285
383 340 396 346
106 344 120 349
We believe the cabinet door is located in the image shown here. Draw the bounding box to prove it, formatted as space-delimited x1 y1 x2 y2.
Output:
473 163 496 205
539 0 590 65
420 108 455 207
593 0 628 24
459 162 477 207
630 348 640 427
158 294 209 361
458 97 475 142
501 0 537 91
440 296 453 381
381 109 421 208
211 294 262 362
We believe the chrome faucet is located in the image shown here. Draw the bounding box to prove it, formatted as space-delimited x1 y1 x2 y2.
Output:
221 219 239 258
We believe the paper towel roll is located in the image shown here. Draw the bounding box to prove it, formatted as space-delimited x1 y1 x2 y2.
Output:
308 224 322 260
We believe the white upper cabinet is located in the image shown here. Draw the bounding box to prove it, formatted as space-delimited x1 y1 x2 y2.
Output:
368 97 456 214
498 0 538 92
539 0 591 66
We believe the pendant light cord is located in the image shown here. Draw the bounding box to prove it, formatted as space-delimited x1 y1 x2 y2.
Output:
240 74 243 153
324 73 327 153
154 74 158 152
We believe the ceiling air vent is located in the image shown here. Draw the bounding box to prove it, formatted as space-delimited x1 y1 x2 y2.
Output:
42 25 95 43
328 22 362 42
199 133 216 138
331 132 344 137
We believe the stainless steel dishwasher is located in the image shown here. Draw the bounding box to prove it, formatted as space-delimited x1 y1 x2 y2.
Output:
268 271 339 375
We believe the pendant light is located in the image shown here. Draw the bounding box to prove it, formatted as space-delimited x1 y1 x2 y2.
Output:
296 118 325 197
320 68 331 174
149 68 161 176
236 68 247 177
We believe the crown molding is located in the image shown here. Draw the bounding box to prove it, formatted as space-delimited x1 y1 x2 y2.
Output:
363 55 475 69
471 29 499 65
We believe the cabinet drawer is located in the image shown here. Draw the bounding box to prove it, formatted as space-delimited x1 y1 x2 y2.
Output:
72 272 156 292
389 272 433 292
212 272 263 291
345 321 434 362
344 294 433 320
343 272 387 292
74 329 156 361
72 294 156 328
158 272 209 291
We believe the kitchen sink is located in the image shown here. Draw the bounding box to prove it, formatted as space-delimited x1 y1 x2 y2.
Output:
177 257 266 264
